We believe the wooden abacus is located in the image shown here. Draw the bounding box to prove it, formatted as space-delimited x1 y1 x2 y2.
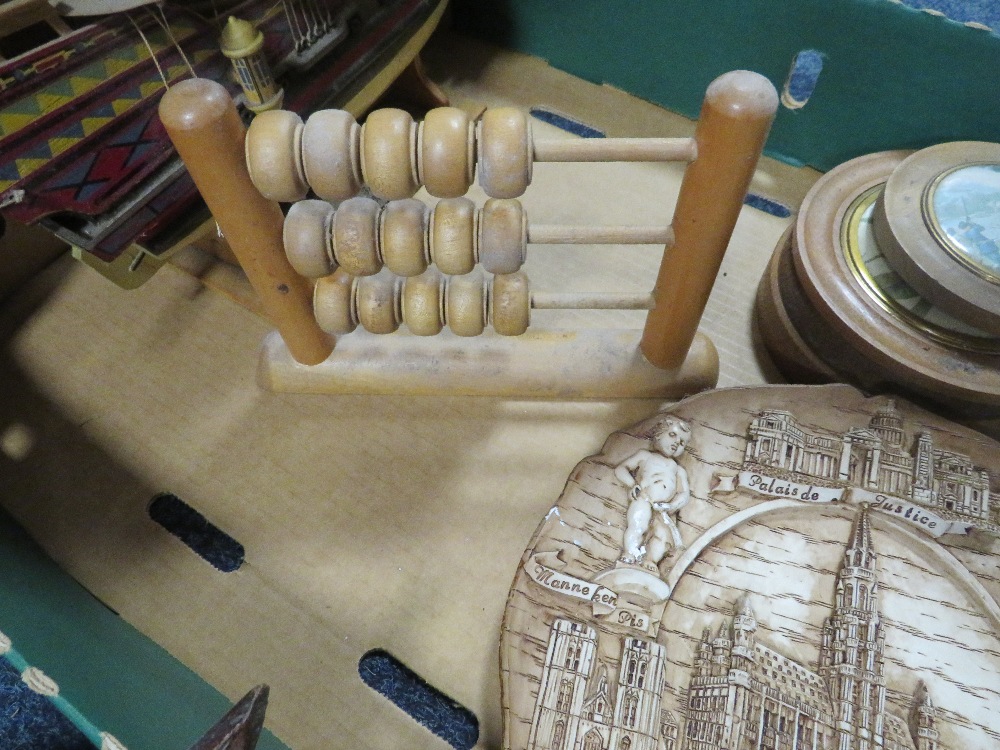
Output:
158 72 778 397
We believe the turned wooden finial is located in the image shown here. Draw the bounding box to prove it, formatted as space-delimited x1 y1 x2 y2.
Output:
640 70 779 369
159 78 333 365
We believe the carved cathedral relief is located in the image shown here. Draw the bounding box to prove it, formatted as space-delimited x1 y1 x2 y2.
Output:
683 507 940 750
527 620 673 750
501 386 1000 750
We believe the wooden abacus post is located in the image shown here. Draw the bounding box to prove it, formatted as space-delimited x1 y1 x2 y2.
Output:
640 70 778 369
159 78 334 365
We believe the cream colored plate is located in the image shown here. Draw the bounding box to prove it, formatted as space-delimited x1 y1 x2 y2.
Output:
501 385 1000 750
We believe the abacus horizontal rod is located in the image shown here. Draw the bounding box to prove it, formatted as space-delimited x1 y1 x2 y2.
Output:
532 137 696 163
530 292 654 310
527 224 674 246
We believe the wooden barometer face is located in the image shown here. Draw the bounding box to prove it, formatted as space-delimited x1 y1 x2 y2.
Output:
846 185 999 350
501 385 1000 750
924 163 1000 284
875 141 1000 335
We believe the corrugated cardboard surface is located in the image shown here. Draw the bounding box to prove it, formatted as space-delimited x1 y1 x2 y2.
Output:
0 32 817 750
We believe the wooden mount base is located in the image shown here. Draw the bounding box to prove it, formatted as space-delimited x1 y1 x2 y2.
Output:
257 328 719 398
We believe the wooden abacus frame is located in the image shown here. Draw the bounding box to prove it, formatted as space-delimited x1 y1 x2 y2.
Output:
158 71 778 397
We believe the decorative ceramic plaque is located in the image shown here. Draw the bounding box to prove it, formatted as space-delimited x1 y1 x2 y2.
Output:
501 385 1000 750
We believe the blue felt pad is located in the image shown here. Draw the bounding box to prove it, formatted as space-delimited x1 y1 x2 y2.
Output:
359 650 479 750
0 659 91 750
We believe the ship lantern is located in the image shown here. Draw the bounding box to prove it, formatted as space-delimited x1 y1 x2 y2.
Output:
220 16 284 113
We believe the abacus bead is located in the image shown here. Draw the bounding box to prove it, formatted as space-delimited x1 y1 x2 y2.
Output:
492 270 530 336
479 198 527 274
430 197 477 276
313 269 356 334
360 108 419 200
402 268 445 336
355 269 400 334
381 199 429 277
446 269 487 337
283 199 335 279
332 196 381 276
477 107 532 198
419 107 474 198
301 109 362 201
246 109 308 201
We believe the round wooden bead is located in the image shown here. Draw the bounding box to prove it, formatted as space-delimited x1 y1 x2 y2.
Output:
418 107 475 198
402 268 444 336
245 109 308 201
301 109 362 201
355 269 400 334
283 199 335 279
430 197 477 275
331 196 381 276
479 198 527 274
491 270 530 336
380 199 429 277
477 107 532 199
360 108 419 200
313 269 357 334
446 269 487 337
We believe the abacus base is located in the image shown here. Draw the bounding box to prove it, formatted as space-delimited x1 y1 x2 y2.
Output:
257 328 719 398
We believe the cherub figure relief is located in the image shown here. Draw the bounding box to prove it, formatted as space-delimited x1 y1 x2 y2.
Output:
615 416 692 569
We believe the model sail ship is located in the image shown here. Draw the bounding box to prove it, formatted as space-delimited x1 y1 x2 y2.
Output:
0 0 445 287
280 0 351 67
